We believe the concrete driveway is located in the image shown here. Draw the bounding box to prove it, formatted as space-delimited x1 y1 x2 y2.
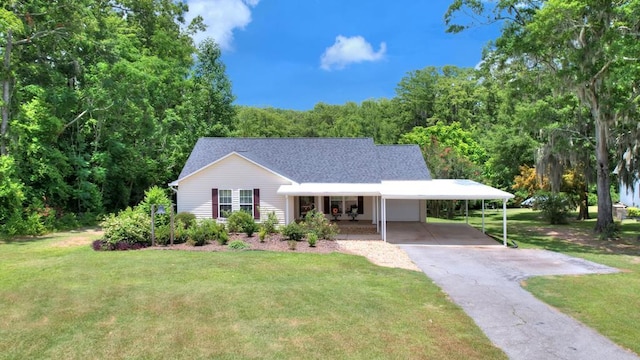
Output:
401 246 639 360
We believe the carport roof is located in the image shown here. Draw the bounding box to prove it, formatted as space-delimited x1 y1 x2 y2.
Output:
380 180 515 200
277 179 514 200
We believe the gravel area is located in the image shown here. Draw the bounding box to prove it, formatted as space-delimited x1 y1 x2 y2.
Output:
337 240 421 271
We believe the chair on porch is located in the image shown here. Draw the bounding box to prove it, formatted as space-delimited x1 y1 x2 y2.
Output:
348 205 359 221
331 205 342 221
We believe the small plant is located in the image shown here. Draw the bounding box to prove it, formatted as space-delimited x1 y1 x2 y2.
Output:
287 240 297 250
244 221 259 237
303 211 338 240
228 240 250 250
258 228 267 243
216 229 229 245
535 192 572 225
626 207 640 218
307 232 318 247
92 239 105 251
175 212 196 229
281 221 304 241
262 211 280 234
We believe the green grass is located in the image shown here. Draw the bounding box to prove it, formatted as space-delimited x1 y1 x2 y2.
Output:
0 230 505 360
438 207 640 355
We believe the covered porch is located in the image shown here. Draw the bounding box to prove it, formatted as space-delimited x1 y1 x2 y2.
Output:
277 179 514 246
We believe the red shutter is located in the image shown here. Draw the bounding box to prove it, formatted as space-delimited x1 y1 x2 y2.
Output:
357 196 364 214
253 189 260 220
323 197 330 214
212 188 218 219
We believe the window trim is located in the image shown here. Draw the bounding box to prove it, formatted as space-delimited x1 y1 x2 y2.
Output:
218 189 232 218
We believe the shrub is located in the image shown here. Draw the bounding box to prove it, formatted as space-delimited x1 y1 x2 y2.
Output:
627 207 640 218
258 228 267 243
262 211 279 234
175 212 196 229
101 207 151 248
228 240 250 250
155 224 171 245
307 232 318 247
244 221 259 237
217 231 229 245
535 192 572 225
136 186 172 227
287 240 297 250
92 239 105 251
226 210 255 234
303 211 338 240
282 222 305 241
186 219 219 246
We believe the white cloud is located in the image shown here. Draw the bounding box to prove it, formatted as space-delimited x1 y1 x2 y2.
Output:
186 0 260 51
320 35 387 71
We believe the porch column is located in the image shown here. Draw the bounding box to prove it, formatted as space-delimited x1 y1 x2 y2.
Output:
285 195 289 224
382 197 387 242
465 200 469 224
375 196 379 232
481 199 486 234
502 199 507 246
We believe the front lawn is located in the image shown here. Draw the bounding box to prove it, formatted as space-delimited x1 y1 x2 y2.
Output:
0 229 505 359
458 207 640 355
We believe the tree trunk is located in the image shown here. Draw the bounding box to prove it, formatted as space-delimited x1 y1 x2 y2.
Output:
577 183 590 220
594 118 613 232
1 29 12 156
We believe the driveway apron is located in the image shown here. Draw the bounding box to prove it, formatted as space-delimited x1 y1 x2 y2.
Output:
401 246 639 360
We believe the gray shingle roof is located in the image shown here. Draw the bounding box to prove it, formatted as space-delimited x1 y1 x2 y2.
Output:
175 138 431 184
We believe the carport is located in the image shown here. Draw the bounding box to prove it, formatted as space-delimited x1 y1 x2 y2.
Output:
378 180 515 245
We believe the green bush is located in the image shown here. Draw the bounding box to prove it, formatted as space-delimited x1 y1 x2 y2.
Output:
282 222 305 241
307 232 318 247
626 207 640 218
262 211 280 234
228 240 250 250
226 210 255 234
303 211 338 240
258 228 267 242
136 186 172 226
101 207 151 247
244 221 259 237
186 219 219 246
175 212 196 229
535 192 573 225
155 224 171 245
217 229 229 245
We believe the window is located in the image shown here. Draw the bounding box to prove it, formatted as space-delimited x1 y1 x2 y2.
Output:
240 189 253 214
330 196 342 214
219 189 232 217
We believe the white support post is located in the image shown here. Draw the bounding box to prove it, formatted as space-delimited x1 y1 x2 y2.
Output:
382 197 387 242
465 200 469 224
503 199 507 247
285 195 289 224
481 200 485 234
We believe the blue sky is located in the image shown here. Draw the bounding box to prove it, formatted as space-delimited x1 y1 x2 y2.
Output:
185 0 501 110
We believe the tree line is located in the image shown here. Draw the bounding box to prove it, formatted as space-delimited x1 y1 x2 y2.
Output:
1 0 639 236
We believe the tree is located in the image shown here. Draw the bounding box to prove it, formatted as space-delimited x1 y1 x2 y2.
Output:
445 0 640 233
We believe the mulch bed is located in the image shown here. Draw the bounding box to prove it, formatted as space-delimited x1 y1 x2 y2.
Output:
152 233 341 254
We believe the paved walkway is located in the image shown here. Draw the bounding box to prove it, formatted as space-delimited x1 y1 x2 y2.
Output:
401 246 639 360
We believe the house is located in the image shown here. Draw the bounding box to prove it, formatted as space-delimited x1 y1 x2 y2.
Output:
620 179 640 207
169 137 514 243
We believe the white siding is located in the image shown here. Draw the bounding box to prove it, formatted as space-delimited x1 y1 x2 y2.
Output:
176 154 292 224
386 199 420 221
620 180 640 207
